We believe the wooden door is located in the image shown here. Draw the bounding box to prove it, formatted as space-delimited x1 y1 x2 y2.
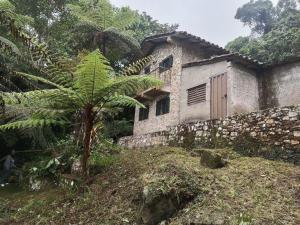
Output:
210 73 227 119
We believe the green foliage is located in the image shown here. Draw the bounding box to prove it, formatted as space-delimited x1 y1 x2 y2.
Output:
227 0 300 63
22 137 80 182
232 132 263 156
128 12 179 43
235 0 275 34
1 50 161 176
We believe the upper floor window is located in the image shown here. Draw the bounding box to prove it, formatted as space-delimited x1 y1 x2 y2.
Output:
187 84 206 105
144 65 151 74
156 96 170 116
159 55 173 73
139 105 149 121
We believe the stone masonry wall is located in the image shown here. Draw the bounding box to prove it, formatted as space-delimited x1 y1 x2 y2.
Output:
119 105 300 162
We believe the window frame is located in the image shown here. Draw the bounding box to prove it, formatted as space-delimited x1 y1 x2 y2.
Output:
139 105 150 121
159 55 173 73
144 65 151 74
187 83 207 106
156 96 170 116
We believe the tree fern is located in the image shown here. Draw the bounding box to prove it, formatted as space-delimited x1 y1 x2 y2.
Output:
0 50 161 178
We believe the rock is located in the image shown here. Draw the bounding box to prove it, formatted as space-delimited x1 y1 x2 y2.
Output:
230 132 238 137
288 112 298 118
283 116 290 121
293 131 300 137
200 150 226 169
196 131 203 136
291 140 299 145
71 159 82 175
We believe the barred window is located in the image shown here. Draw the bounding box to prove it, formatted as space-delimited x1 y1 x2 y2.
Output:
139 105 149 121
159 55 173 73
156 96 170 116
144 66 151 74
187 84 206 105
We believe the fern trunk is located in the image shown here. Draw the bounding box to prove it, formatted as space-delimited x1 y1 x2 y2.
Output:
82 105 94 178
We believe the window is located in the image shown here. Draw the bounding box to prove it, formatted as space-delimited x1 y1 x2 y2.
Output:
159 55 173 73
187 84 206 105
139 105 149 121
144 66 151 74
156 96 170 116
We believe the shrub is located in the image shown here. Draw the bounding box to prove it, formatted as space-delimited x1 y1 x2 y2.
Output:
232 132 263 156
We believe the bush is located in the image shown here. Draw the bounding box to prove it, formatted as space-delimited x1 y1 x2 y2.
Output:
22 137 81 187
232 132 263 156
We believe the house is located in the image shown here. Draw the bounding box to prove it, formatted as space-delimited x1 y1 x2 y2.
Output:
133 31 300 136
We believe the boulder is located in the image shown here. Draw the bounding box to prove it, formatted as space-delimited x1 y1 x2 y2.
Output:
200 150 226 169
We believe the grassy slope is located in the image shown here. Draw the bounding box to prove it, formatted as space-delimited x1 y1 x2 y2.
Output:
1 147 300 225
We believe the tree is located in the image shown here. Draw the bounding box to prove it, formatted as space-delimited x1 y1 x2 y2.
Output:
66 0 143 63
235 0 276 34
128 12 179 43
0 50 161 177
227 0 300 63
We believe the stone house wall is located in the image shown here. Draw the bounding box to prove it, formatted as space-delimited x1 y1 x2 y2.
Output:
133 41 183 135
133 38 210 135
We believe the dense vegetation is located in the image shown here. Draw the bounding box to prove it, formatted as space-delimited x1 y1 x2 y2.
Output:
0 0 178 153
0 1 300 224
226 0 300 63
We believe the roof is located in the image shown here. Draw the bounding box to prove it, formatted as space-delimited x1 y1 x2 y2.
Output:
182 53 264 70
141 31 264 68
141 31 229 55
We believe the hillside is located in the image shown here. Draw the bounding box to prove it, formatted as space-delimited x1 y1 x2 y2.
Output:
1 147 300 225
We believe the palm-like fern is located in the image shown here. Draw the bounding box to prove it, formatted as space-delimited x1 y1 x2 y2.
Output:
0 50 161 177
67 0 142 61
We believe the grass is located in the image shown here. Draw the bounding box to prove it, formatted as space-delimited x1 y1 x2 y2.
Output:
1 147 300 225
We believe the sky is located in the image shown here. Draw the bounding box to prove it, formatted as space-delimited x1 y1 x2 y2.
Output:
111 0 279 47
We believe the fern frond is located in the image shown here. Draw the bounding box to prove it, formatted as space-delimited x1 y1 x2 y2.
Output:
120 55 153 76
75 49 112 103
95 75 162 101
103 27 142 57
105 95 144 108
0 119 67 130
0 36 21 56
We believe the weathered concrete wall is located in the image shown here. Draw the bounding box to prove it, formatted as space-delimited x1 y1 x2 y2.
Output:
260 62 300 109
120 105 300 164
133 40 183 135
227 63 260 115
181 42 207 64
180 61 228 123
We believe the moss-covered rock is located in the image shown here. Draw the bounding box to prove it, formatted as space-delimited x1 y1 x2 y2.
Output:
200 150 227 169
140 161 200 225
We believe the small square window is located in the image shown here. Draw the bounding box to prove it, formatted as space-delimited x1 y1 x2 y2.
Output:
187 84 206 105
144 66 151 74
139 105 149 121
159 55 173 73
156 96 170 116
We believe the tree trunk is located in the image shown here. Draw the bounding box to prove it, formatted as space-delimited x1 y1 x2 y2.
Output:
82 105 94 178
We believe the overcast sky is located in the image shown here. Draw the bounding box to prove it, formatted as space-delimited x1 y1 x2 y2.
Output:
111 0 279 47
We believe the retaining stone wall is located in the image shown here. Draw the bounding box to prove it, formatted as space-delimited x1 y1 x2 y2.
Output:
119 105 300 162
